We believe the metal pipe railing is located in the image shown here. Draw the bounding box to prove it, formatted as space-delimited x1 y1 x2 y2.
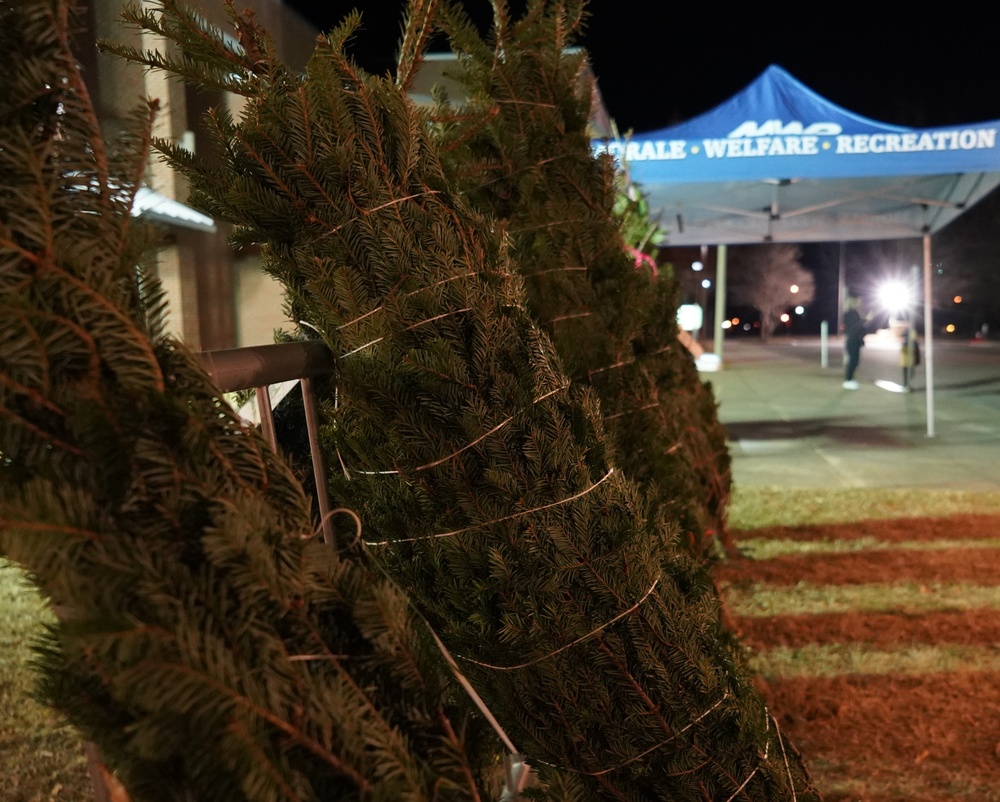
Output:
198 340 335 392
197 340 336 544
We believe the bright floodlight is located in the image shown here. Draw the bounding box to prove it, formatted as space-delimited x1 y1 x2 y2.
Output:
877 279 911 314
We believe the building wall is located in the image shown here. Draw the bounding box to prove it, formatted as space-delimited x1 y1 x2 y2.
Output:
233 255 295 346
82 0 315 351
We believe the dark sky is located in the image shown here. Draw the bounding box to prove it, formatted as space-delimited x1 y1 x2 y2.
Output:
285 0 1000 133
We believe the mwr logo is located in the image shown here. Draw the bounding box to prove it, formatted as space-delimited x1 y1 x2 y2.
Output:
728 120 843 138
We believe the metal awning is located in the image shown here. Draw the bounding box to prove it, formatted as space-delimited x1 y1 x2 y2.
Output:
132 186 216 232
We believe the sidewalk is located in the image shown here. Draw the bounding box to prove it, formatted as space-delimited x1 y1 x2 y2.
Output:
705 337 1000 491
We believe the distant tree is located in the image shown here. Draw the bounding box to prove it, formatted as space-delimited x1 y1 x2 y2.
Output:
934 198 1000 333
728 244 815 341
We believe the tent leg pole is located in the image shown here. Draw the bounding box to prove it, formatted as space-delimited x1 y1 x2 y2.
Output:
837 241 846 328
713 244 727 364
923 234 935 438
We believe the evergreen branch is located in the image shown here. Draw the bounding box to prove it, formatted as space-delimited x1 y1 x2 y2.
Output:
228 725 302 802
38 263 166 393
0 373 64 419
53 0 114 208
0 516 104 543
5 305 104 391
108 0 265 96
396 0 440 93
142 660 376 794
0 408 86 458
436 707 485 802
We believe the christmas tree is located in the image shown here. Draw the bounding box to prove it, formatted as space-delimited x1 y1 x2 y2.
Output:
116 2 819 799
0 1 503 799
424 1 732 556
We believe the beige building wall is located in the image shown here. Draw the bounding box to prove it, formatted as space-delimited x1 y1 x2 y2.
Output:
84 0 316 351
233 254 296 346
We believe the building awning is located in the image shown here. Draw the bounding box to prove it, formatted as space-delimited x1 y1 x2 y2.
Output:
133 186 217 232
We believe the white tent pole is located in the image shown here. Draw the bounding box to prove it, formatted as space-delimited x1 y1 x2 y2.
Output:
713 244 727 364
837 241 846 327
923 234 935 437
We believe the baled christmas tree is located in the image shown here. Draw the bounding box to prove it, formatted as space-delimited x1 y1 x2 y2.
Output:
0 1 503 799
116 1 818 799
424 1 731 555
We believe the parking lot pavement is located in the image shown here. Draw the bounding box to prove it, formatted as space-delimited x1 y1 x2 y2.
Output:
704 337 1000 491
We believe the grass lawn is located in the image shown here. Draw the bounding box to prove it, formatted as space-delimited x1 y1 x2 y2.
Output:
0 562 92 801
724 486 1000 802
729 487 1000 529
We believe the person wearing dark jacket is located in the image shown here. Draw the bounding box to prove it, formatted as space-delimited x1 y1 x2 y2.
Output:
842 295 869 389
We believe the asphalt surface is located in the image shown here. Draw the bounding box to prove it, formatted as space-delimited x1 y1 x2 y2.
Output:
704 334 1000 492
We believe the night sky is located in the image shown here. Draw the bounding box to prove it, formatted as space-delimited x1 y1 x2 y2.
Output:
284 0 1000 133
281 1 1000 329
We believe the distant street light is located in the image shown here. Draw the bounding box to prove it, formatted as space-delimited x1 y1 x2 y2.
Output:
701 278 712 289
692 261 704 272
790 284 799 293
877 279 913 315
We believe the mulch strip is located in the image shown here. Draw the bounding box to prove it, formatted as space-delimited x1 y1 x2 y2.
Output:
715 547 1000 587
760 671 1000 802
732 608 1000 649
731 513 1000 543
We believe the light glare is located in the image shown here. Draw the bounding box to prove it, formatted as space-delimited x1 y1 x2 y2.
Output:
878 280 911 313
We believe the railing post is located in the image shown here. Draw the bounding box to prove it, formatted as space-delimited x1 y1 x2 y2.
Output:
255 386 277 448
301 377 335 545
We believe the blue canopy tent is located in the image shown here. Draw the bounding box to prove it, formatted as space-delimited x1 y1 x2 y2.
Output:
597 65 1000 436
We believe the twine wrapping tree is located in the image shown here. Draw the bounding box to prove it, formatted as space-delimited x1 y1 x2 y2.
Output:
0 1 503 799
114 2 819 799
423 1 732 556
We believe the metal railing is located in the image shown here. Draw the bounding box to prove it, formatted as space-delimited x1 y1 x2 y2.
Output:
198 341 336 544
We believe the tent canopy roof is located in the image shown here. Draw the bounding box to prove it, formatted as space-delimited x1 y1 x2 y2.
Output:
599 65 1000 245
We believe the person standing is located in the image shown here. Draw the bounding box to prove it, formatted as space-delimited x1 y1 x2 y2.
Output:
842 295 867 389
900 324 920 391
